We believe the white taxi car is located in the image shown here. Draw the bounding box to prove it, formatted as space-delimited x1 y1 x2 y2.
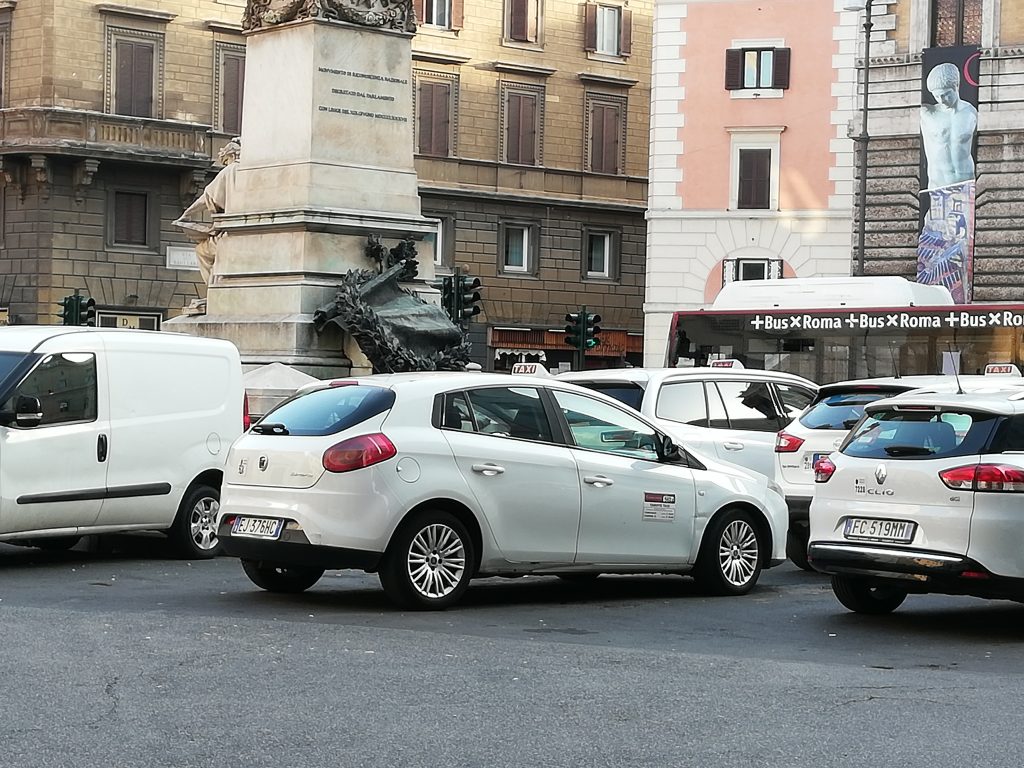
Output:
808 388 1024 613
217 373 788 609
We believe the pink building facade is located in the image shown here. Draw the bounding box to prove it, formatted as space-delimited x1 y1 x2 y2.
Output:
643 0 859 364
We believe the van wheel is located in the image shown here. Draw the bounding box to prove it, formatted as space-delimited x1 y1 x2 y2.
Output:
831 575 907 614
786 529 813 571
379 510 474 610
170 484 221 559
695 508 763 596
241 560 324 593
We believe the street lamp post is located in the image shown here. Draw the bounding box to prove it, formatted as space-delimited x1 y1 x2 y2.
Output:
847 0 873 277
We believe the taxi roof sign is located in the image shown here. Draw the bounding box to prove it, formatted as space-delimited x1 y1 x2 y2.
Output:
709 359 744 369
984 363 1022 377
511 362 550 376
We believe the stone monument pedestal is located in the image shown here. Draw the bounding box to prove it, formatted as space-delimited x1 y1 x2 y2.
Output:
166 17 438 379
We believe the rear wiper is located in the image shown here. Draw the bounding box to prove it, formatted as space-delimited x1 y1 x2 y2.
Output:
883 444 933 456
251 422 289 435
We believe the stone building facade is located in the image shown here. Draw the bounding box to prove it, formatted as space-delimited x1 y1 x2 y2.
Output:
852 0 1024 300
0 0 651 371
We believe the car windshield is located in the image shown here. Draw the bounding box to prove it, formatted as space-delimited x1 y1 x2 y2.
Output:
570 382 644 411
258 385 396 436
0 352 36 402
842 408 998 460
799 389 905 431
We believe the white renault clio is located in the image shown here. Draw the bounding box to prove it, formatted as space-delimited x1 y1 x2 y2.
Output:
809 389 1024 614
217 373 788 609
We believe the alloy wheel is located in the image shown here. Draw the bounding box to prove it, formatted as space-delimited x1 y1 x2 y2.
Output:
189 496 220 552
406 523 467 599
718 518 759 587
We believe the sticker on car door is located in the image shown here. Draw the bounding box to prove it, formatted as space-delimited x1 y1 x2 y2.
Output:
642 492 676 522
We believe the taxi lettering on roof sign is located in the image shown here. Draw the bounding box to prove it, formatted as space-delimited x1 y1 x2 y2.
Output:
511 362 550 376
984 363 1022 376
710 359 744 369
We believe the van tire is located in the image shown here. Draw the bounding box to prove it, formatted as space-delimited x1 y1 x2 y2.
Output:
241 560 324 593
831 575 907 614
379 510 474 610
786 529 813 571
694 508 763 596
170 483 222 559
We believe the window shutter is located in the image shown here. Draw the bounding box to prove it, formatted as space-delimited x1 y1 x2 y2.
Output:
520 94 536 165
417 80 434 154
222 54 244 135
451 0 463 29
510 0 530 41
412 0 425 24
133 43 154 117
738 149 771 209
603 104 619 173
115 192 148 245
619 8 632 57
722 259 739 285
584 3 598 52
115 41 134 115
590 104 604 172
724 48 743 90
768 259 784 280
506 92 522 163
772 47 791 90
431 82 450 156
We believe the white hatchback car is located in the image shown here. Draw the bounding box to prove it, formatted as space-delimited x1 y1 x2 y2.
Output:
217 373 788 609
558 367 817 481
809 389 1024 613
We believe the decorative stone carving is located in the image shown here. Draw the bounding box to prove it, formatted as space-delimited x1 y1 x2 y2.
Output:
242 0 415 33
28 155 50 201
0 158 25 201
72 159 100 203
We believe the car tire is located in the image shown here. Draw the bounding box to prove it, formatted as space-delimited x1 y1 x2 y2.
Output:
786 529 813 572
170 483 222 559
694 508 763 596
241 559 324 593
30 536 82 552
831 575 907 614
379 510 474 610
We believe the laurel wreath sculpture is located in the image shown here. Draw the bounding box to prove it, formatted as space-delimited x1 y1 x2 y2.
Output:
243 0 415 32
313 236 472 374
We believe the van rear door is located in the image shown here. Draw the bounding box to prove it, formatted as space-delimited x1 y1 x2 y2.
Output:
0 335 110 536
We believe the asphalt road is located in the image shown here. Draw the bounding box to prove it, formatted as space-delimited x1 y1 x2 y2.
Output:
1 535 1023 768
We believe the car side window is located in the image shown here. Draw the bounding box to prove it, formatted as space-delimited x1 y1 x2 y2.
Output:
714 380 781 432
440 392 475 432
4 353 97 427
775 383 815 424
988 414 1024 453
552 390 659 462
464 386 553 443
655 381 708 426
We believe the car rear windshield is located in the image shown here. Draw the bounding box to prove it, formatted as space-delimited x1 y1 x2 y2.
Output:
571 382 645 411
799 389 907 431
257 385 396 436
841 408 998 460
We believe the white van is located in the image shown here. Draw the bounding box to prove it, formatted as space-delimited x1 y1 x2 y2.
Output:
0 327 244 557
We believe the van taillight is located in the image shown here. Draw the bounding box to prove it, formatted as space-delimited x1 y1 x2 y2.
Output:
939 464 1024 493
775 431 805 453
322 433 397 473
814 456 836 483
243 393 251 431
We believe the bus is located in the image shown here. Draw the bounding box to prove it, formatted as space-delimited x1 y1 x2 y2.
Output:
666 277 1024 383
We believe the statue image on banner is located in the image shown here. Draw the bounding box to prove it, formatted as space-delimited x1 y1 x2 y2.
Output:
916 47 980 305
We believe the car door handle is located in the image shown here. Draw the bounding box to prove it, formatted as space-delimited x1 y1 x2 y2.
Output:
97 433 108 463
471 463 505 476
583 475 614 487
723 441 744 451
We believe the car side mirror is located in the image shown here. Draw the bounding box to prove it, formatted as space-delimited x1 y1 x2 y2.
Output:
14 395 43 428
656 433 681 463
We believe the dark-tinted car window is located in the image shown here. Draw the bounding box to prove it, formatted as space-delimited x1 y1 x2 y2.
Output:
260 385 396 436
440 392 474 432
655 381 708 426
571 382 645 411
799 389 907 431
988 415 1024 454
775 383 815 423
715 380 781 432
465 386 553 443
5 353 97 427
842 409 998 460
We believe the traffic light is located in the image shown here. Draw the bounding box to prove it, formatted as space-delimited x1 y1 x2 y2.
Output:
82 298 97 327
564 310 583 349
59 294 82 326
584 312 602 349
440 276 456 322
457 275 482 321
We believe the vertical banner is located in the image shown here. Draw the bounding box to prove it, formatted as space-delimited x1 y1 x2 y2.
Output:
916 45 981 304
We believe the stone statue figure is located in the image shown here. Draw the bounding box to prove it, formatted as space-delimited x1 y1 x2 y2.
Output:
243 0 415 32
920 62 978 190
173 139 241 287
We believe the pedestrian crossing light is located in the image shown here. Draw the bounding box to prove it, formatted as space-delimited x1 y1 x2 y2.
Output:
457 275 483 321
584 312 602 349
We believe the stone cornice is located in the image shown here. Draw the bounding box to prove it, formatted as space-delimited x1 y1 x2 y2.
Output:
412 50 471 66
95 4 176 23
578 72 639 88
0 1 17 12
205 19 243 34
493 61 556 78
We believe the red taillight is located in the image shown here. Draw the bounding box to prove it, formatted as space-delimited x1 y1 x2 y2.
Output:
775 431 806 453
960 570 990 580
243 393 251 431
940 464 1024 493
223 515 237 527
814 456 836 483
322 433 397 473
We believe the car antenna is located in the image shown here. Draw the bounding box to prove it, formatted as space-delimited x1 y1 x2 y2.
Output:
888 341 901 379
946 342 964 395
